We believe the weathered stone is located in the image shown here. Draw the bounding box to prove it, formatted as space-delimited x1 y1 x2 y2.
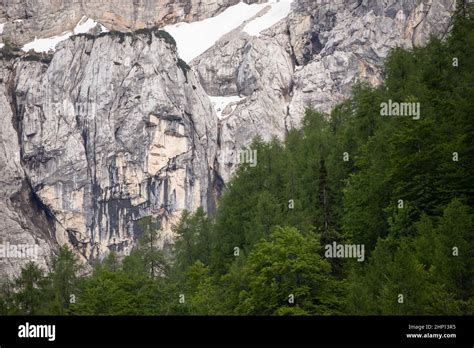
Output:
5 29 218 266
0 0 266 45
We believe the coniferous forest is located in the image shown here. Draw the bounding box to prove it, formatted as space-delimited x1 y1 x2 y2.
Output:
1 8 473 316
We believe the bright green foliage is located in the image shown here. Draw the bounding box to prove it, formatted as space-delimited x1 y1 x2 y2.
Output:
69 267 165 315
180 261 222 315
231 226 344 315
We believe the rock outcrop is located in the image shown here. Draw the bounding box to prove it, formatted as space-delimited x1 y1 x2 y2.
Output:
1 29 218 276
0 0 266 45
287 0 456 121
192 0 455 180
0 59 57 279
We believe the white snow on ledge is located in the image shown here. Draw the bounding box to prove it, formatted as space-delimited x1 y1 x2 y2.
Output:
18 1 295 59
22 32 73 53
74 17 102 35
209 95 246 118
22 16 108 53
164 0 295 63
164 1 267 62
0 23 5 35
244 0 294 36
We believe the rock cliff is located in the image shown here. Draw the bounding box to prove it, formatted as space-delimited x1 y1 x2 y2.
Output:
1 28 219 277
0 0 265 45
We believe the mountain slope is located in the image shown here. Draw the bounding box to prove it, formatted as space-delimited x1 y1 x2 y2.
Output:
0 0 456 277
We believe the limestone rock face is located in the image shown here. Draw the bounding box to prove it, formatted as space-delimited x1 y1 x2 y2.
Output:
5 30 218 264
192 0 455 180
0 60 57 280
286 0 455 124
0 0 266 45
193 20 294 181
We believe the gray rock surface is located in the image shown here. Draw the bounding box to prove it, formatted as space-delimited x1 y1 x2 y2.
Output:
287 0 455 123
0 0 266 46
192 0 455 181
2 29 219 270
0 60 58 280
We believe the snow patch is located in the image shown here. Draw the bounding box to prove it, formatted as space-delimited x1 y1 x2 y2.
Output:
244 0 294 36
21 16 107 52
209 95 245 118
164 1 267 62
99 24 109 33
22 32 72 53
0 23 5 35
74 17 99 35
0 43 4 49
